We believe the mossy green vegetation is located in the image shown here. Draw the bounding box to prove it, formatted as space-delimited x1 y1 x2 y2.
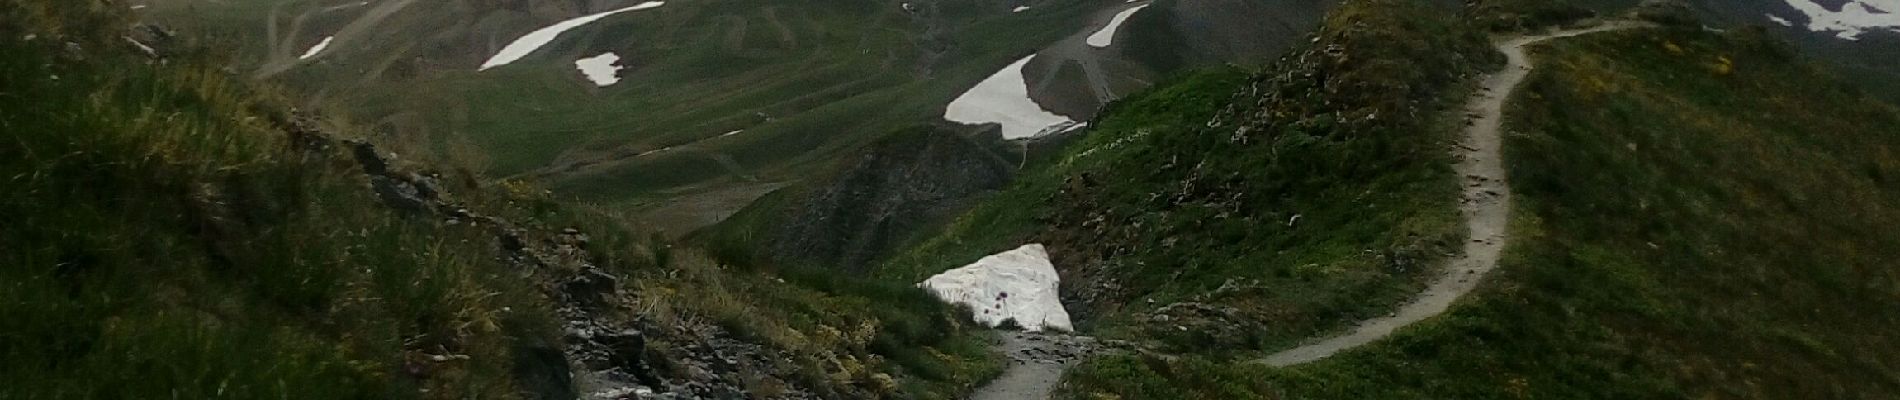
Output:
885 0 1500 356
1061 24 1900 400
878 67 1257 283
630 255 1003 399
1467 0 1613 31
0 4 556 397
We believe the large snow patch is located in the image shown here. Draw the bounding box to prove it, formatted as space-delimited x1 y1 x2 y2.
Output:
1779 0 1900 40
944 56 1076 140
1086 3 1152 48
480 1 665 70
299 36 334 60
575 52 625 86
920 244 1073 332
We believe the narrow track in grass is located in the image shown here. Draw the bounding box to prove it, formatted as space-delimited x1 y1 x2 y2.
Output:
1257 21 1646 367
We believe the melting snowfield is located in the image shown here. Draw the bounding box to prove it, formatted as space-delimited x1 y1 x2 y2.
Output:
299 36 334 60
481 1 665 70
1086 3 1151 48
574 52 624 86
920 244 1073 332
945 56 1076 140
1780 0 1900 40
1767 13 1795 27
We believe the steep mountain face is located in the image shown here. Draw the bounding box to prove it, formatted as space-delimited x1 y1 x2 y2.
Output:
713 126 1019 273
134 0 1340 235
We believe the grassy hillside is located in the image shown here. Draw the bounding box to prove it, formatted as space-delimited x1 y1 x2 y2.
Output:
697 124 1018 273
141 0 1115 206
0 3 1001 398
0 3 559 397
1466 0 1638 31
882 0 1501 355
1060 24 1900 400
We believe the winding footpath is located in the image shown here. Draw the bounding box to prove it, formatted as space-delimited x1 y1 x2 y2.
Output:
969 333 1104 400
966 22 1643 399
1259 22 1643 367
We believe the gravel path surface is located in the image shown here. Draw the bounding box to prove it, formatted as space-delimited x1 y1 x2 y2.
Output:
969 332 1103 400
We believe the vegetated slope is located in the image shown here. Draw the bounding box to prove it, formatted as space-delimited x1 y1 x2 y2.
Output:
1685 0 1900 102
701 125 1019 273
1 4 1003 399
1465 0 1636 31
139 0 1339 237
140 0 1112 200
883 0 1501 355
1471 0 1900 102
0 6 558 397
1062 25 1900 400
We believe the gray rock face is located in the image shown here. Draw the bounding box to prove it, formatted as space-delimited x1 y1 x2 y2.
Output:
368 175 429 211
764 127 1016 273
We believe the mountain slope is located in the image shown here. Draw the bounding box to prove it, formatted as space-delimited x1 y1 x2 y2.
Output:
1689 0 1900 101
2 4 1005 399
0 6 559 396
1060 20 1900 400
134 0 1336 235
882 0 1501 354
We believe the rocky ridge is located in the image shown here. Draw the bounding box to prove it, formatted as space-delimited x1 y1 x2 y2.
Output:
278 114 821 400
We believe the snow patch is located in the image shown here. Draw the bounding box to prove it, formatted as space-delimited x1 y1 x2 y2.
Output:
1766 13 1795 27
636 146 673 157
920 244 1073 332
320 1 371 13
481 1 665 70
575 52 624 86
944 56 1075 140
299 36 334 60
1781 0 1900 40
1087 3 1152 48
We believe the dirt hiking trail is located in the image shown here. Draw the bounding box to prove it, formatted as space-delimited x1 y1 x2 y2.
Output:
963 21 1644 400
1258 21 1645 367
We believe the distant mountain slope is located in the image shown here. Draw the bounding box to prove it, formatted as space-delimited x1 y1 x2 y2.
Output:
1473 0 1900 101
1693 0 1900 101
134 0 1338 234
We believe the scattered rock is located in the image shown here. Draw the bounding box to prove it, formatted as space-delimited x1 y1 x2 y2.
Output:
369 175 428 212
345 140 389 175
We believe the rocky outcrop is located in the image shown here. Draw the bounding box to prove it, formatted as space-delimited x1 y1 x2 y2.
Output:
276 112 822 399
